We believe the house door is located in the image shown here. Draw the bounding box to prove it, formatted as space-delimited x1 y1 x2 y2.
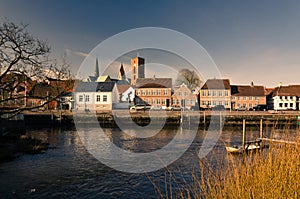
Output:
166 99 170 107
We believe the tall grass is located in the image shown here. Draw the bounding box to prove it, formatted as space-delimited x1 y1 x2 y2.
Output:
177 139 300 199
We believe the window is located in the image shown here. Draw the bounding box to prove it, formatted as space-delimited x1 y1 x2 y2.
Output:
279 103 283 107
232 96 235 100
285 103 288 107
184 91 188 96
191 100 195 105
152 99 156 104
249 103 253 108
238 96 241 100
85 95 90 102
147 90 150 95
243 96 247 100
177 100 180 104
164 90 168 96
213 101 216 106
162 99 166 105
202 101 206 105
172 99 175 104
225 101 228 106
290 103 293 108
152 90 155 95
103 95 107 102
96 95 101 102
178 92 182 96
157 99 160 104
255 96 258 100
219 91 222 96
213 91 216 96
225 90 229 96
249 96 252 100
157 90 161 95
79 95 83 102
208 101 211 105
219 101 222 105
208 91 212 96
186 99 190 104
142 90 145 96
202 91 206 96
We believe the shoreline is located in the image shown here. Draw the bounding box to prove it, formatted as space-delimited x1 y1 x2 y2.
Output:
1 110 299 128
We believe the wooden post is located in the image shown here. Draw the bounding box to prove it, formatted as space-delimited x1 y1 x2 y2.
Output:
180 109 183 124
260 118 263 138
51 111 54 121
188 113 191 128
219 111 222 133
242 119 246 150
203 111 206 124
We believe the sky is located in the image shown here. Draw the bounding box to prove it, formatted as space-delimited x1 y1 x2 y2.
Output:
1 0 300 87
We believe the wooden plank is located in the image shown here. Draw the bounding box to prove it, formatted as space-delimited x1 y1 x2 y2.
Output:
257 138 298 145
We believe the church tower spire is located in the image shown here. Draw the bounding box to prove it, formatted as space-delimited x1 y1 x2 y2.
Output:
94 58 100 77
118 63 126 80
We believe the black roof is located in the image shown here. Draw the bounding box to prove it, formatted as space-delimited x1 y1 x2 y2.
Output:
75 82 115 92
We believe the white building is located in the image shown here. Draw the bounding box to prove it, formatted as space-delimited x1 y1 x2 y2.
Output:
269 85 300 111
74 82 118 111
117 85 135 102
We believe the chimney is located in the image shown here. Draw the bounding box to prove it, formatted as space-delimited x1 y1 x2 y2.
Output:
250 81 254 87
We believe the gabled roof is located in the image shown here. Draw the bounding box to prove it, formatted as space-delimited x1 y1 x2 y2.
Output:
135 78 172 88
75 82 115 92
272 85 300 97
117 85 132 93
29 82 59 97
96 75 111 82
201 79 230 90
231 85 265 96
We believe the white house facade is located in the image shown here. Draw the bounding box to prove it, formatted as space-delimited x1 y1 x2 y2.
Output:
74 82 118 111
270 85 300 111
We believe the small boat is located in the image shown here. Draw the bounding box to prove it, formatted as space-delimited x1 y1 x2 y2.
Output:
225 145 243 153
226 143 260 154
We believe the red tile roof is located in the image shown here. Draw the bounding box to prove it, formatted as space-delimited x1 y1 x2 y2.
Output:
135 78 172 88
231 85 265 96
201 79 230 90
117 85 132 93
272 85 300 97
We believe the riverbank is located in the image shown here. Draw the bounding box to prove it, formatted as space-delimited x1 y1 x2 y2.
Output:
14 110 300 128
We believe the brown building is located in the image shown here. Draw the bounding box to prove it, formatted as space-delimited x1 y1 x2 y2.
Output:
199 79 231 109
131 57 145 86
231 82 266 110
134 77 172 108
172 83 197 109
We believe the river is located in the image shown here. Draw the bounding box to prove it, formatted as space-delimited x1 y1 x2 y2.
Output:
0 125 272 198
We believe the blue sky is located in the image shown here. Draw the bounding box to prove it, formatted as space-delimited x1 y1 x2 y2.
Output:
1 1 300 87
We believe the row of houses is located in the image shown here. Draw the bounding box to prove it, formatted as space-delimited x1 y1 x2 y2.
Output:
3 57 300 112
0 72 74 111
72 56 300 112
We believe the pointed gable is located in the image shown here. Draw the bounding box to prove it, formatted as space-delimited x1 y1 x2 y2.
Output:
118 64 126 80
201 79 230 90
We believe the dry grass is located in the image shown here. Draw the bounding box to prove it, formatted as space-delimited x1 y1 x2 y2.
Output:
177 139 300 199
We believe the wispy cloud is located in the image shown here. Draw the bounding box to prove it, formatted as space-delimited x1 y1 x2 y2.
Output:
65 48 89 58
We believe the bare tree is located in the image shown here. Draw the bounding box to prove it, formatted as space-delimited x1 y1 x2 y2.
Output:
0 20 72 118
175 69 202 90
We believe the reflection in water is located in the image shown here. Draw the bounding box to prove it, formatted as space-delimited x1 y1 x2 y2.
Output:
0 126 272 198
